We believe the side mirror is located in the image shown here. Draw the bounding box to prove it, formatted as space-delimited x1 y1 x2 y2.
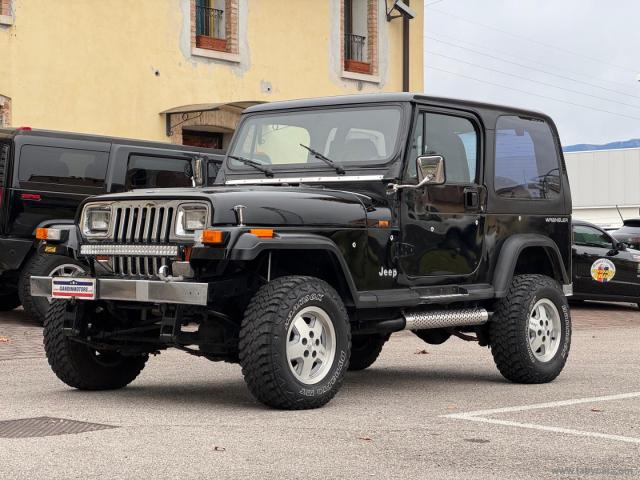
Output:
193 157 204 187
387 155 447 194
416 155 446 186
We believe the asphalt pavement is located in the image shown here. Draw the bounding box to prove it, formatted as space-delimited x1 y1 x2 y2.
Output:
1 302 639 480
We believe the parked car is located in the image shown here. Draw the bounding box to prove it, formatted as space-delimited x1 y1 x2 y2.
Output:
0 127 224 322
572 219 640 307
32 93 573 409
610 218 640 250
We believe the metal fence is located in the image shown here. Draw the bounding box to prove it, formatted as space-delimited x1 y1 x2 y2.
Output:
344 33 367 62
196 6 224 39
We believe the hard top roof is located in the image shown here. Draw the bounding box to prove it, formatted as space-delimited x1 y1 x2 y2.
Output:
245 92 549 119
0 127 224 156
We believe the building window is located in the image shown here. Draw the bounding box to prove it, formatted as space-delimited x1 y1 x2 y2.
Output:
343 0 378 75
0 95 10 128
193 0 238 54
0 0 13 24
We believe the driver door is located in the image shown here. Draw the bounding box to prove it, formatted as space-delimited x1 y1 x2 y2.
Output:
398 110 485 281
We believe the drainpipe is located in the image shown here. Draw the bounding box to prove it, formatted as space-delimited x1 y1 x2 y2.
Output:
402 0 410 92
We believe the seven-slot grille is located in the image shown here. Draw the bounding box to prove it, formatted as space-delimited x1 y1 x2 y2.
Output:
112 204 175 277
84 200 204 278
113 204 174 244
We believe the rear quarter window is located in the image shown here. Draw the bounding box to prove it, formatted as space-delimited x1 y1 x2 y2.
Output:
18 145 108 191
494 116 561 200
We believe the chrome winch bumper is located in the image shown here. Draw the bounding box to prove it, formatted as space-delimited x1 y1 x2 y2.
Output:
30 276 209 306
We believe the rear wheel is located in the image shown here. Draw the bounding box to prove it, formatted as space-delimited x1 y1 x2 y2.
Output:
19 254 87 324
43 300 148 390
239 276 351 409
348 334 387 371
489 274 571 384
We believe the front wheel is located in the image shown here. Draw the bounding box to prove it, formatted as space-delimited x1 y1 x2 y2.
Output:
489 275 571 384
239 276 351 409
19 254 87 324
43 300 148 390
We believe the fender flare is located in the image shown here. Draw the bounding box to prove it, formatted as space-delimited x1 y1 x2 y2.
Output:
227 232 359 302
493 234 570 297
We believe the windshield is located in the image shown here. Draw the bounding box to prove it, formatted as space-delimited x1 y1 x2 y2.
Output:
228 106 403 171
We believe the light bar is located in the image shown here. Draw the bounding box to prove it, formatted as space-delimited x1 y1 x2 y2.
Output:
80 244 179 257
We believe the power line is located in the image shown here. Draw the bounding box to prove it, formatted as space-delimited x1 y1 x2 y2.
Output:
427 65 640 122
425 0 446 6
425 31 638 93
426 50 640 110
429 7 640 74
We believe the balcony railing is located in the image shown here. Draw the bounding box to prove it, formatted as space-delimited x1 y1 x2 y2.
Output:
196 6 224 39
344 33 367 62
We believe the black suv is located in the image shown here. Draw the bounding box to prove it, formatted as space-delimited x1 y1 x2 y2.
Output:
611 218 640 250
0 127 223 322
32 94 573 409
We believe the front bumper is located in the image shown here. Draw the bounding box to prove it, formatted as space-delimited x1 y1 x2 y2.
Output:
30 276 209 306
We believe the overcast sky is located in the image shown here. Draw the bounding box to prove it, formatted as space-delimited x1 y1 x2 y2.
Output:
423 0 640 146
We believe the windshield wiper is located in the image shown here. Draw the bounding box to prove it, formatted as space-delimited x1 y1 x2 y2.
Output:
299 144 345 175
228 154 274 178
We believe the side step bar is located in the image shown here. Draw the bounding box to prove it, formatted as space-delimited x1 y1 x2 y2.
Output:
403 308 489 330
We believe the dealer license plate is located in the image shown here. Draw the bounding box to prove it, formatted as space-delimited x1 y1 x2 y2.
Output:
51 278 97 300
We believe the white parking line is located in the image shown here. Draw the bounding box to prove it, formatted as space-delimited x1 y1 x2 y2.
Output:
443 391 640 445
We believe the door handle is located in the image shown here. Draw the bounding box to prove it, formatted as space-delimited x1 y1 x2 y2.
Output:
464 188 479 209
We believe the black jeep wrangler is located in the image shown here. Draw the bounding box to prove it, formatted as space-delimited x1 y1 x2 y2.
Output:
32 94 573 409
0 127 223 323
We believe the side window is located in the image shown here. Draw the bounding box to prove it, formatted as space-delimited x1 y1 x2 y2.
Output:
18 145 108 190
495 116 561 199
0 142 9 187
407 112 478 183
573 225 613 249
126 155 193 190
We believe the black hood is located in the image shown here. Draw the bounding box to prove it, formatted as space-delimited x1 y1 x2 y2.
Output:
86 185 371 228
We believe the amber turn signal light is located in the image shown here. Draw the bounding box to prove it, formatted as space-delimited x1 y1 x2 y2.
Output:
36 228 62 241
250 228 274 238
200 230 225 244
377 220 390 228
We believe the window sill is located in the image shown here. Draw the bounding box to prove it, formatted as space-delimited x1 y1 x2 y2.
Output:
0 14 14 26
195 35 227 52
192 47 240 64
344 60 371 75
341 70 381 84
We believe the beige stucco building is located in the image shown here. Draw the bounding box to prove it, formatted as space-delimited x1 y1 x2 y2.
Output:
0 0 424 148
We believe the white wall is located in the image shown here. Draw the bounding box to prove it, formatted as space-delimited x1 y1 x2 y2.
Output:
565 148 640 227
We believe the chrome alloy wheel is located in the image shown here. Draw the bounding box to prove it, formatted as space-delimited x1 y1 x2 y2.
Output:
286 306 336 385
46 264 86 303
528 298 562 362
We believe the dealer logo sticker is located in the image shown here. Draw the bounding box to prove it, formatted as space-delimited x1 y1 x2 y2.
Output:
590 258 616 283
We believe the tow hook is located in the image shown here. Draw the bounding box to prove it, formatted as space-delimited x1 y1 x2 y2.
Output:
158 265 184 282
